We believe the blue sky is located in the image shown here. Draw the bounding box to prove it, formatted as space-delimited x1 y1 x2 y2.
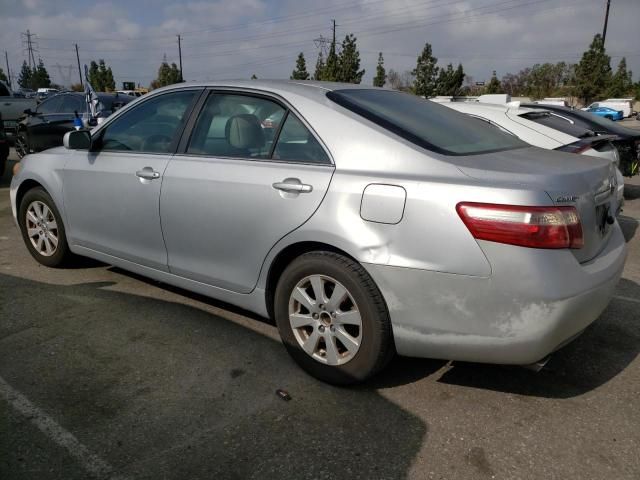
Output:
1 0 638 89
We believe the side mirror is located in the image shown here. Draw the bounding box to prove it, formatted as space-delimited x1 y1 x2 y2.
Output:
63 130 91 150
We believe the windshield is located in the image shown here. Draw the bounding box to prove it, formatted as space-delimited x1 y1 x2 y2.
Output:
327 89 526 155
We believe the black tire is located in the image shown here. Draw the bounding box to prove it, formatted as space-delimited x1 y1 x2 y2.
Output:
605 115 613 120
274 251 394 385
18 187 72 267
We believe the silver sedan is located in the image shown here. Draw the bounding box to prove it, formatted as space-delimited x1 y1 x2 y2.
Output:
10 81 627 384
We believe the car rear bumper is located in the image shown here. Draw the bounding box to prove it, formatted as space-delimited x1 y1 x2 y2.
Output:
364 223 627 365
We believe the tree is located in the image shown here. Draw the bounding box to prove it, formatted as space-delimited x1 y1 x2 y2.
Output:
290 52 310 80
251 74 258 79
337 34 364 83
412 43 439 97
373 52 386 87
485 70 502 94
70 83 84 92
574 34 611 104
323 36 339 81
387 68 414 92
434 63 465 95
313 51 325 81
608 57 633 97
88 61 100 90
0 67 7 84
32 59 52 88
150 58 182 89
17 61 33 89
99 60 115 91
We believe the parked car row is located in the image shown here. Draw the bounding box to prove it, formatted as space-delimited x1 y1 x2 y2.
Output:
14 91 134 159
9 81 627 384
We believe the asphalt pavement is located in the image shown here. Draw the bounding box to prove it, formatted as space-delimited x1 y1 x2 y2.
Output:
1 139 639 479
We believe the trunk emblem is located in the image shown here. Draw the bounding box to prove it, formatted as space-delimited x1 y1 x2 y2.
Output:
556 195 578 203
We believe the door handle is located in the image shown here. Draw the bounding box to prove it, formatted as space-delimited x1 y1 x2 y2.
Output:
272 181 313 193
136 167 161 180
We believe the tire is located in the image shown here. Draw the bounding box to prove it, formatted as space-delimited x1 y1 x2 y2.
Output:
0 156 5 177
274 251 394 385
18 187 72 267
605 115 613 120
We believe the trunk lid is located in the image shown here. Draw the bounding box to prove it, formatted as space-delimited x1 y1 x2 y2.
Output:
450 146 617 263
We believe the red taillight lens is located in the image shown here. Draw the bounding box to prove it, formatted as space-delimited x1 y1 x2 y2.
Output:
456 202 583 249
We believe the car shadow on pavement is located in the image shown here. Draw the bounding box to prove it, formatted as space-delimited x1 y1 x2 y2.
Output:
0 273 426 480
618 215 638 242
436 278 640 399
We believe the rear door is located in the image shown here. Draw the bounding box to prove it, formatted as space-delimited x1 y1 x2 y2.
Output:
160 90 334 293
28 95 64 151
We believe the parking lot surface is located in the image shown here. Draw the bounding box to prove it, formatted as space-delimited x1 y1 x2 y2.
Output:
1 141 640 479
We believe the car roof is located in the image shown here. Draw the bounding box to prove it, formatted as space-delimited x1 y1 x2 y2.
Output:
152 79 379 102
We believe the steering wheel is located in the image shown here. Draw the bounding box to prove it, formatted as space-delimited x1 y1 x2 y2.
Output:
141 134 173 152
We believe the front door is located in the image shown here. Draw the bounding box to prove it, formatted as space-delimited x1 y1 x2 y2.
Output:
62 89 201 270
160 91 334 293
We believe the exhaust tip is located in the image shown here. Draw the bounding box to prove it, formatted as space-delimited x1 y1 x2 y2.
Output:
522 355 551 372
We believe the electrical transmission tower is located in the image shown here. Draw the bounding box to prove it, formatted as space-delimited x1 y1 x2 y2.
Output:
21 30 39 68
313 20 339 55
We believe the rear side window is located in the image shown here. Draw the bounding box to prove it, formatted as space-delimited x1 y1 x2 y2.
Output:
37 96 63 114
327 89 526 155
520 111 594 138
272 113 330 164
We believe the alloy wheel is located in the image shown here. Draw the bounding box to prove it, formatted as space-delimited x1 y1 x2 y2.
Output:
25 200 59 257
288 274 362 365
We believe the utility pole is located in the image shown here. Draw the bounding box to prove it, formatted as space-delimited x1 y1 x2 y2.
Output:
75 43 83 88
22 30 37 68
4 51 11 89
602 0 611 46
331 19 336 46
177 34 183 82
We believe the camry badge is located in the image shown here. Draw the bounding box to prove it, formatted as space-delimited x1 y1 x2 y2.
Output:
556 195 578 203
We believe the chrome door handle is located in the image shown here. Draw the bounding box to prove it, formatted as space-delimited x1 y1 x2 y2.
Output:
272 181 313 193
136 167 160 180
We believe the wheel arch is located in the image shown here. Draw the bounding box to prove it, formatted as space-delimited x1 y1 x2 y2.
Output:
16 178 45 211
264 241 360 320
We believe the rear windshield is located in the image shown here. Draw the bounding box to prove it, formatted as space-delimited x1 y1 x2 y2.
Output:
327 89 526 155
519 111 594 138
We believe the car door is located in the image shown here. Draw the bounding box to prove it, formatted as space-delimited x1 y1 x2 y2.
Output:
28 95 63 151
160 90 334 293
62 88 202 270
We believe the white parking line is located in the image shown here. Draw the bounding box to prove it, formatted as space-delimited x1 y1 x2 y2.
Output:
0 376 127 480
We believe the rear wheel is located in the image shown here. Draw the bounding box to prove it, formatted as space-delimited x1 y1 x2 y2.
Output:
274 251 394 384
18 187 72 267
605 115 613 120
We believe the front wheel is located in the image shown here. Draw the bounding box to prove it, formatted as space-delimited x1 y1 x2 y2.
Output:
18 187 72 267
274 251 394 385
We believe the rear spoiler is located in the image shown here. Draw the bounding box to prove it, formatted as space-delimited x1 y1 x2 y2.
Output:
555 134 620 154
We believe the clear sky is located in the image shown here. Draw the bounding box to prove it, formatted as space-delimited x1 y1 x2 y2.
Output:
0 0 638 89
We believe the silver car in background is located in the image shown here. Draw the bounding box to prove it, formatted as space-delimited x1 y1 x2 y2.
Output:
10 81 627 384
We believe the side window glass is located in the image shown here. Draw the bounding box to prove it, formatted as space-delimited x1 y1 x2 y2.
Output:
37 96 62 114
272 113 330 164
61 95 85 113
187 93 284 159
100 90 196 153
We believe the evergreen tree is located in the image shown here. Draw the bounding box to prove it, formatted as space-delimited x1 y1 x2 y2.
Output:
0 67 7 84
337 34 364 83
574 34 611 104
434 63 465 95
290 52 310 80
17 61 33 89
151 58 182 89
324 37 339 82
104 66 116 91
412 43 439 97
88 61 100 90
34 59 51 88
373 52 386 87
251 74 257 79
607 57 633 97
313 51 325 81
485 70 502 94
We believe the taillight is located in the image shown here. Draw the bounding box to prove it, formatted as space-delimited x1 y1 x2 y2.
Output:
456 202 583 249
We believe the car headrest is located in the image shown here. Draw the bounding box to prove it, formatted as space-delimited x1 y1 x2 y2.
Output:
225 114 265 150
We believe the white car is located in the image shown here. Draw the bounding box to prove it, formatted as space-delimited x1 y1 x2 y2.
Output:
434 100 625 211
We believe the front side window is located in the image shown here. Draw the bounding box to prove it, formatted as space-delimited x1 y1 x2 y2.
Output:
187 93 285 158
37 96 63 114
60 95 85 114
99 90 197 153
327 89 526 156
